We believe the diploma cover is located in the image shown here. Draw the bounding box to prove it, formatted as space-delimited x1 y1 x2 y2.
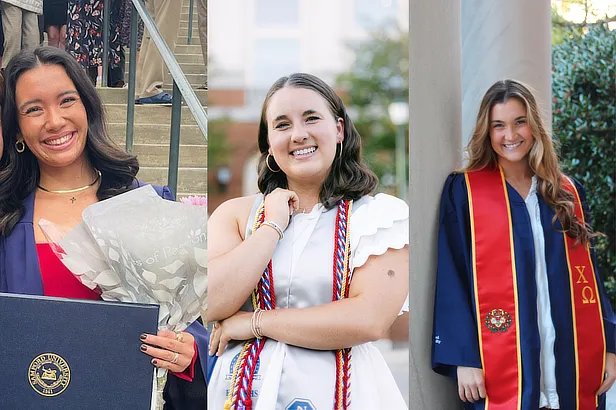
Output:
0 293 159 410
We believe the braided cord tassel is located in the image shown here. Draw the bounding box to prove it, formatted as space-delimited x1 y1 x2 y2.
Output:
228 202 275 410
228 199 355 410
333 200 353 409
224 343 251 409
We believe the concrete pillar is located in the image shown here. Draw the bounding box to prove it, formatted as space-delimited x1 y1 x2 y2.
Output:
408 1 462 409
461 0 553 146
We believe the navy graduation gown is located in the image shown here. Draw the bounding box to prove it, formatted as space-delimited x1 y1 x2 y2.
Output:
431 173 616 410
0 182 208 409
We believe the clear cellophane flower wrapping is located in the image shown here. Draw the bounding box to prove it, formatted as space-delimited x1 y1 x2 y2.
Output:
39 185 207 410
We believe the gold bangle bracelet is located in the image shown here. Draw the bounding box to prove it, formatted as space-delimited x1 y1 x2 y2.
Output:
251 308 263 339
255 309 264 339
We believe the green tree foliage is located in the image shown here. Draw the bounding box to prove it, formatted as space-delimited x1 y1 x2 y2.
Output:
552 25 616 294
207 116 232 169
552 7 584 45
335 26 409 190
551 0 615 45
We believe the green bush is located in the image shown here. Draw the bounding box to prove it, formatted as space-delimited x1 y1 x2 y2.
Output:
335 27 409 194
552 25 616 300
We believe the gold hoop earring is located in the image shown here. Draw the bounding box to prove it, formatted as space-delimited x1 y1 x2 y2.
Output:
266 153 280 173
15 140 25 153
338 141 343 160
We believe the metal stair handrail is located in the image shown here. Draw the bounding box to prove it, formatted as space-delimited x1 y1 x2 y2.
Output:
100 0 206 195
128 0 207 139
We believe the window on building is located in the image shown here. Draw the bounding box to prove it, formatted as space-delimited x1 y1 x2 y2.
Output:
253 38 301 88
355 0 398 30
255 0 299 27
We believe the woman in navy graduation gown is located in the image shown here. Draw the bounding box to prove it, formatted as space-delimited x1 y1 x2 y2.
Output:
432 79 616 410
0 46 207 409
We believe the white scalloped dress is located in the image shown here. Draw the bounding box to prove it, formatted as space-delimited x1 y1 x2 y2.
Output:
208 193 409 410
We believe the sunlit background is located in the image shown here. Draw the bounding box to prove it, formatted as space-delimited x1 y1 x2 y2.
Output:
208 0 409 210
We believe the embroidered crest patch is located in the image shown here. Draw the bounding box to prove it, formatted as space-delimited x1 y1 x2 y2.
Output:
485 308 512 333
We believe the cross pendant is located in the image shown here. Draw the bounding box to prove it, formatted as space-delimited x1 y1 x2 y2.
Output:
70 197 76 203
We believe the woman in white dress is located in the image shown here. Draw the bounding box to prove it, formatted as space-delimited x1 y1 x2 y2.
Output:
207 73 409 410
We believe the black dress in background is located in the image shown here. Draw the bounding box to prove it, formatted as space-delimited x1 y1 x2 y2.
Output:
43 0 68 29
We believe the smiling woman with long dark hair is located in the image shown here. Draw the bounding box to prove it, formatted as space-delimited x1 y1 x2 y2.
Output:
0 46 207 410
207 73 409 409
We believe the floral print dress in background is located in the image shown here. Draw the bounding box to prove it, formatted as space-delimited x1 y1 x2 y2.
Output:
65 0 122 69
118 0 144 50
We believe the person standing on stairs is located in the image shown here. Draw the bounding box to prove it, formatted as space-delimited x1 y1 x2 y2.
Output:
135 0 181 105
66 0 125 87
0 10 4 68
43 0 68 50
0 0 42 70
118 0 145 87
196 0 205 90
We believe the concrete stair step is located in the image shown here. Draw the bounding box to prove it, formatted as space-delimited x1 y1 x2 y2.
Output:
181 14 198 24
123 51 204 65
105 104 199 125
174 53 205 64
137 167 207 195
174 44 203 54
123 61 205 75
107 123 206 146
120 144 207 168
177 35 200 45
99 87 207 106
177 28 201 38
164 72 205 87
179 20 201 29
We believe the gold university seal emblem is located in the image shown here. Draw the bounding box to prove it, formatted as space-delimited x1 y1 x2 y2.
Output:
28 353 71 397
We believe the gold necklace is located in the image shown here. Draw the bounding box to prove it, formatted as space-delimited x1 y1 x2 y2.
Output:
37 170 102 203
292 202 319 216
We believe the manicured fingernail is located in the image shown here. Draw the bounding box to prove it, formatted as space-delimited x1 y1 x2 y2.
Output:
140 334 147 341
140 345 147 352
152 359 158 366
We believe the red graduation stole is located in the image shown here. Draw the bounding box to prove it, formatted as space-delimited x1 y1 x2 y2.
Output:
464 167 605 410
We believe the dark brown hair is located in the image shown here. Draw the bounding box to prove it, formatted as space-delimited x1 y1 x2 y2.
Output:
257 73 378 208
0 46 139 235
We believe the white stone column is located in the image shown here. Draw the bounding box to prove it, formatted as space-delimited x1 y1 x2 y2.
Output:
409 0 462 408
461 0 552 147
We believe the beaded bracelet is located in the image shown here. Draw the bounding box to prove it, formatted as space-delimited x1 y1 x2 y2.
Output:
261 220 284 240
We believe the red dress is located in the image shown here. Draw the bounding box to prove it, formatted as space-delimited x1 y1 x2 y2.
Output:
37 243 101 299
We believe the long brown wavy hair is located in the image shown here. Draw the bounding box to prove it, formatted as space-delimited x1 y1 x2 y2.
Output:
462 79 597 245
